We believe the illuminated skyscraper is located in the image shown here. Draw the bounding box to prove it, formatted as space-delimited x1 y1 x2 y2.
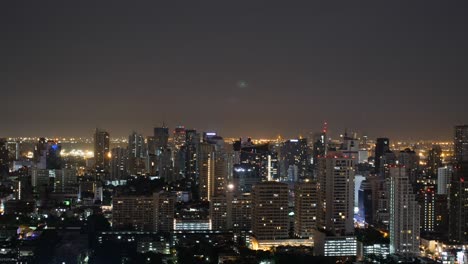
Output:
173 126 186 150
389 167 420 256
128 132 147 175
448 125 468 243
317 153 355 236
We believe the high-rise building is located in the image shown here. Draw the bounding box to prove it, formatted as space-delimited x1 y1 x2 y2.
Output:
112 194 156 231
317 153 355 235
418 185 435 233
173 126 186 150
427 145 443 178
198 142 215 201
230 193 252 233
110 147 128 180
398 148 419 184
437 166 453 195
128 132 147 175
389 167 420 256
94 128 110 177
294 181 318 238
0 138 9 178
210 195 228 231
154 126 169 151
279 138 310 181
454 125 468 163
154 191 176 233
252 181 288 240
448 125 468 244
374 138 390 175
448 162 468 243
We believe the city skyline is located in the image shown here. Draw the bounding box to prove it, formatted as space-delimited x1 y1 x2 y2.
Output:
2 1 468 139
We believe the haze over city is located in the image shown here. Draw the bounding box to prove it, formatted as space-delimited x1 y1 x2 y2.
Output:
2 1 468 139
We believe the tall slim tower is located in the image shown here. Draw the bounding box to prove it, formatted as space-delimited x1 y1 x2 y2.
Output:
389 167 420 256
94 128 110 176
449 125 468 243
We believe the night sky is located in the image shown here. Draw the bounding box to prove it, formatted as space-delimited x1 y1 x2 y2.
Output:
2 1 468 140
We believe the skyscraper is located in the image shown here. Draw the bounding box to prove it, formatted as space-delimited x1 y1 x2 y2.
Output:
389 167 420 256
173 126 186 150
198 142 215 201
0 138 9 178
154 126 169 151
374 138 390 175
94 128 110 176
252 181 289 240
317 153 355 236
110 147 128 180
449 125 468 243
127 132 147 175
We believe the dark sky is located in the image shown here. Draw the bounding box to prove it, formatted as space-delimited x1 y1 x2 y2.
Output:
2 1 467 140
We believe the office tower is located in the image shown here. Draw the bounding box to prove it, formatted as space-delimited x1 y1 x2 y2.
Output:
128 132 147 175
110 147 128 180
0 138 9 177
173 126 186 150
112 194 155 231
198 142 215 201
454 125 468 163
398 148 419 184
46 140 62 170
317 153 355 235
294 181 318 238
252 182 289 240
280 138 310 181
210 195 228 230
374 138 390 175
154 191 176 233
154 126 169 151
389 167 420 256
437 166 453 195
449 125 468 243
427 145 443 177
94 128 110 175
233 164 261 193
